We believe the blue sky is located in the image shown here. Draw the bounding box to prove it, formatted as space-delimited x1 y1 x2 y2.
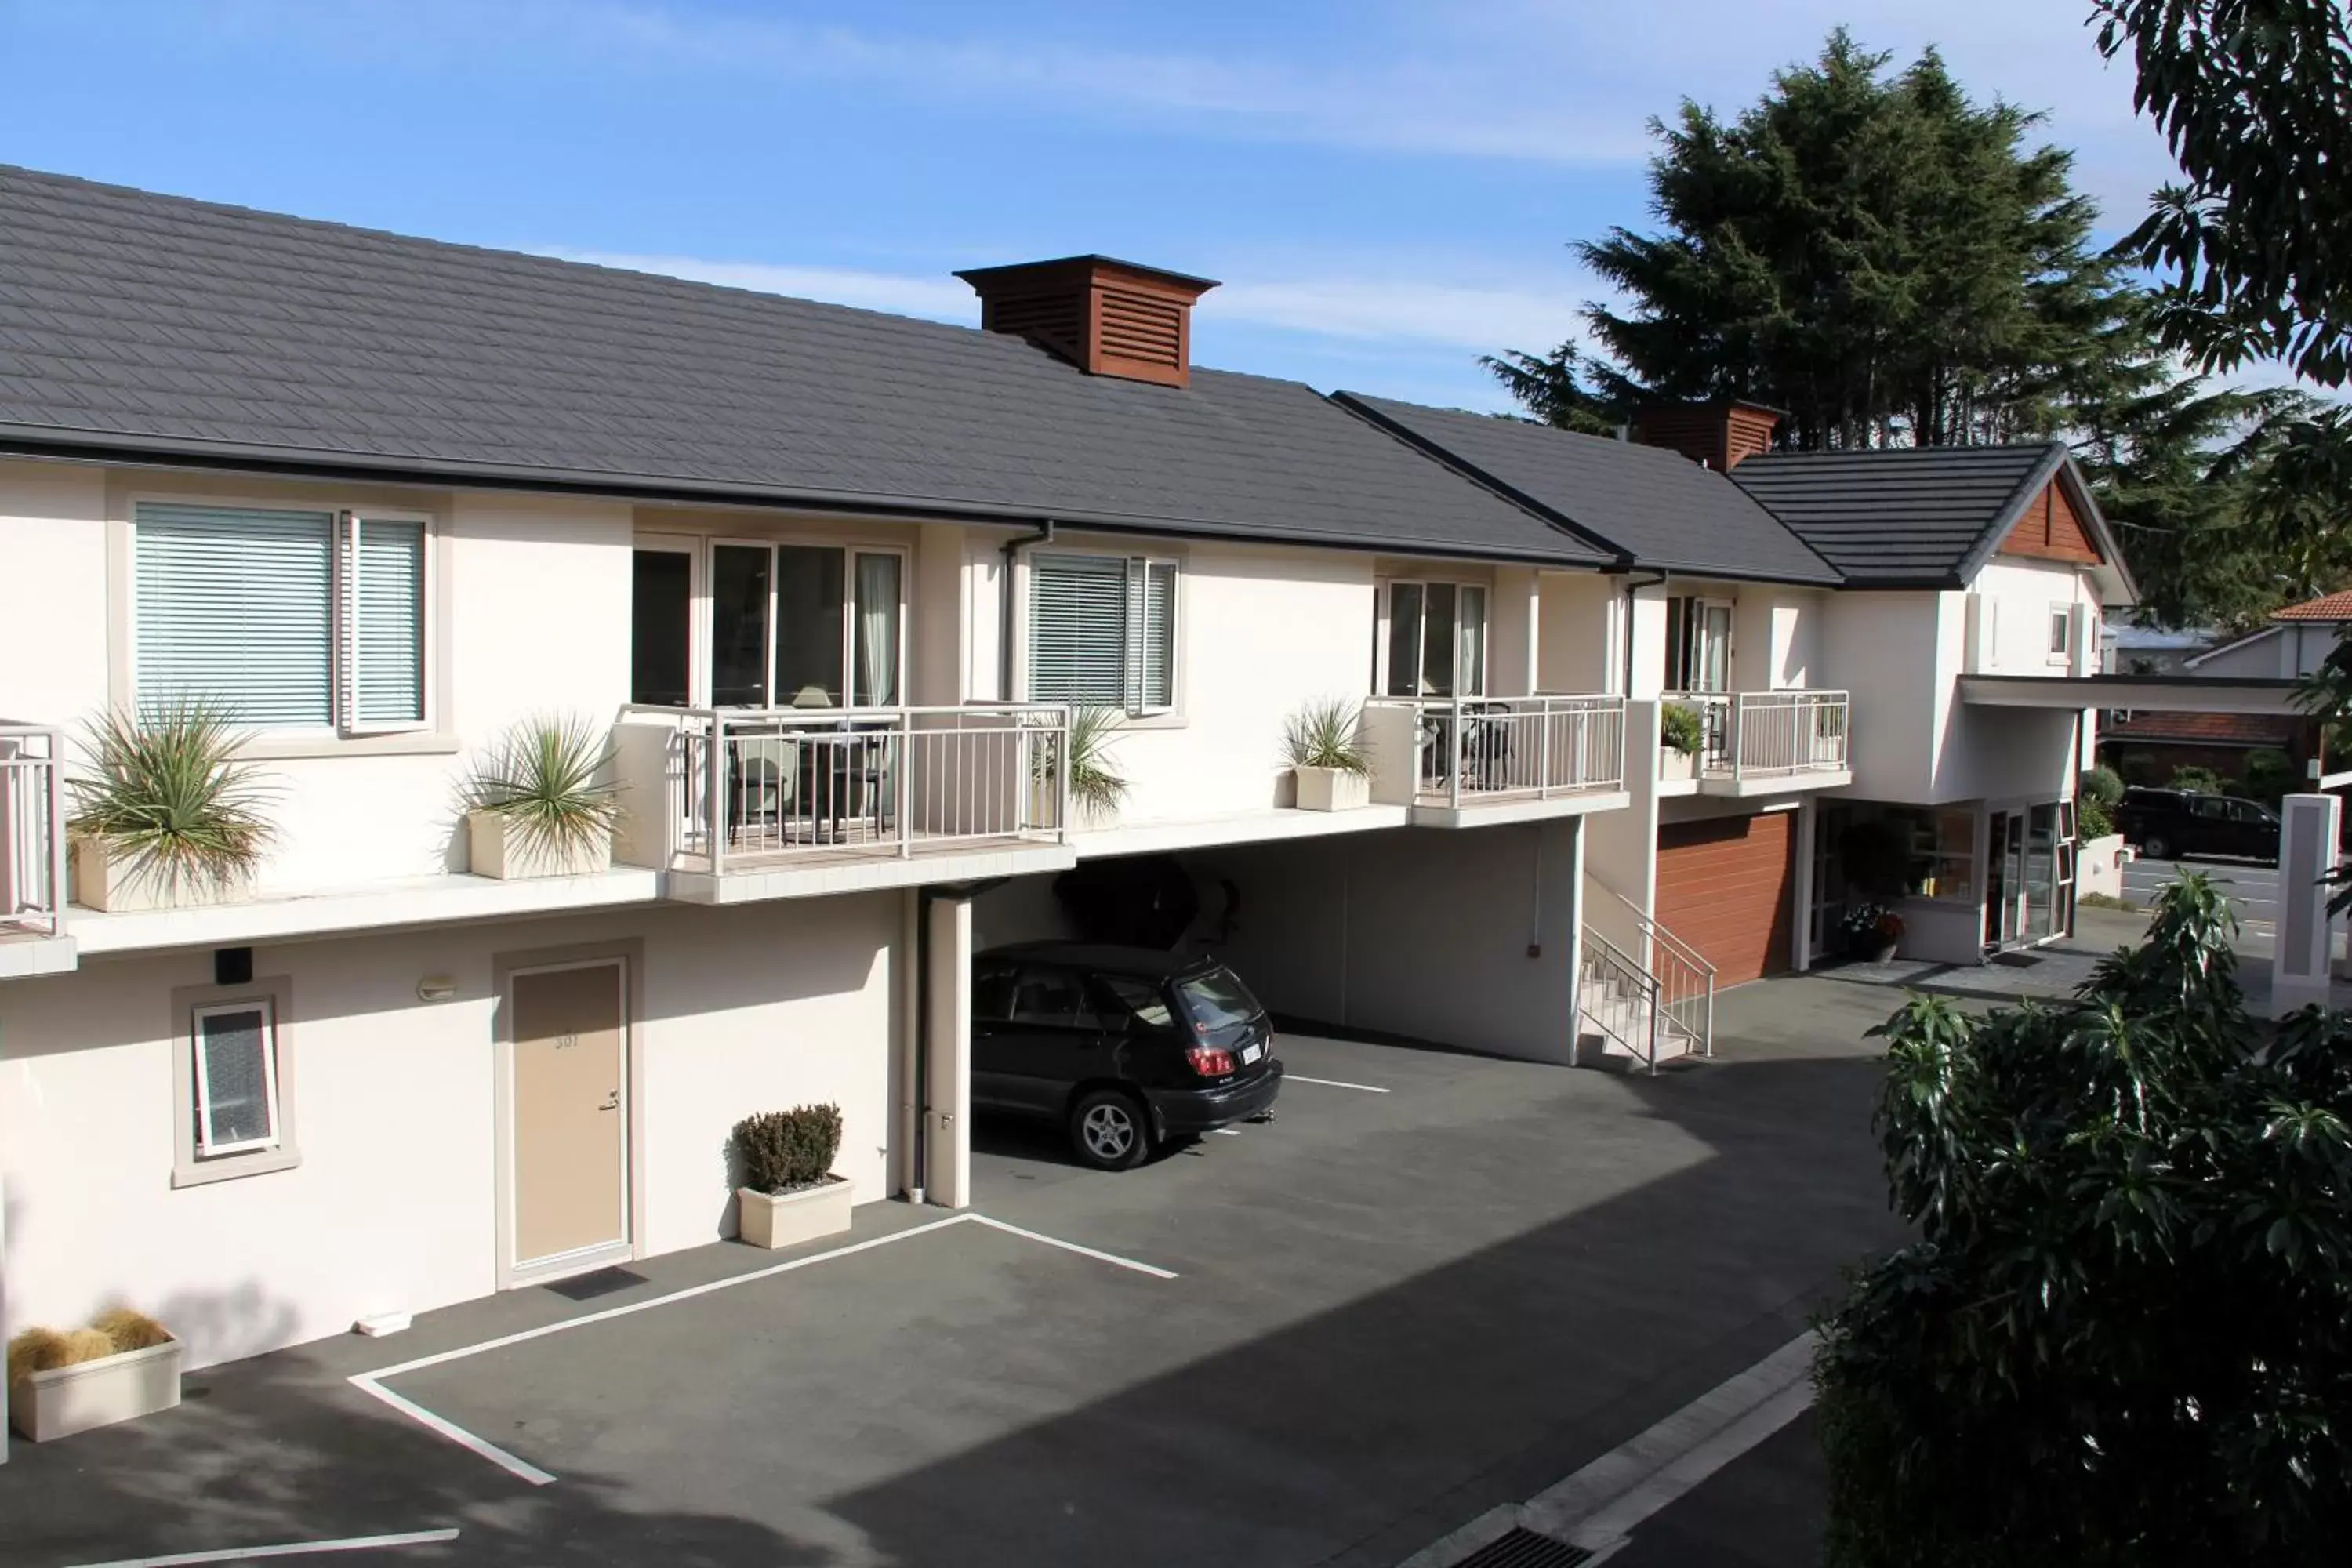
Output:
1 1 2192 412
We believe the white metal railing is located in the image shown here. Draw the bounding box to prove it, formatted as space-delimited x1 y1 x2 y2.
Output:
1662 690 1849 782
1578 927 1669 1074
613 705 1072 874
0 723 67 938
1368 695 1626 808
1601 883 1714 1059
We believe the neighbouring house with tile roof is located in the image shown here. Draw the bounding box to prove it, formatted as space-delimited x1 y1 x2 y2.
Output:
0 164 2299 1373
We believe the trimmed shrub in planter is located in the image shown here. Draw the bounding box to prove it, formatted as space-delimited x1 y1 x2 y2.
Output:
8 1308 182 1442
731 1103 851 1250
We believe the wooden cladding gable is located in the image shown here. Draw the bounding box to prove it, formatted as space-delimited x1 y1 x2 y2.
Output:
1998 477 2104 565
959 255 1217 387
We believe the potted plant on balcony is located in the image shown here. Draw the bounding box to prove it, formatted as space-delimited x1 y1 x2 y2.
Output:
68 699 272 912
1282 698 1372 811
1659 702 1703 783
731 1103 852 1249
462 714 622 880
8 1308 182 1443
1032 706 1129 829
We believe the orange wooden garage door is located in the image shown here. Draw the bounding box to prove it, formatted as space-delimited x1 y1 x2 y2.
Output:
1655 811 1796 987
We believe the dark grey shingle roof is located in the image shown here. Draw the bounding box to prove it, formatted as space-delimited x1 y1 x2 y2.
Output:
1730 443 2067 586
1334 393 1840 584
0 165 1608 567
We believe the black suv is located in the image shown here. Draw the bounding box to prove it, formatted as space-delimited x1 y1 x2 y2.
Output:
971 943 1283 1170
2113 787 2281 862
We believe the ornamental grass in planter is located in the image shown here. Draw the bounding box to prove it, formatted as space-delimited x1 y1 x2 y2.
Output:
462 714 622 880
1281 698 1372 811
1032 706 1129 829
68 699 273 912
731 1102 852 1250
7 1307 182 1442
1659 702 1704 782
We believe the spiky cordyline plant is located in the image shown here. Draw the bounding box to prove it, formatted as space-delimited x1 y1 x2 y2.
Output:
1052 706 1130 815
1280 698 1372 777
69 699 274 894
462 714 622 856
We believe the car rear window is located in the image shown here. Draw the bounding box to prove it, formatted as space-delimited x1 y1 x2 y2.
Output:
1177 967 1262 1032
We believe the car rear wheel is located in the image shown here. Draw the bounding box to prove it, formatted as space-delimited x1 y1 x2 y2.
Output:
1069 1088 1152 1171
2142 831 2171 860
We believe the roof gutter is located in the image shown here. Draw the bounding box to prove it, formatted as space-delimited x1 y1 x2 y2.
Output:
0 426 1613 574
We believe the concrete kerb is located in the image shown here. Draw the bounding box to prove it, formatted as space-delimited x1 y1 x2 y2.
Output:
350 1210 1176 1486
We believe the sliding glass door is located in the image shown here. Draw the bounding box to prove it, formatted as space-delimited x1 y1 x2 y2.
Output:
706 543 902 709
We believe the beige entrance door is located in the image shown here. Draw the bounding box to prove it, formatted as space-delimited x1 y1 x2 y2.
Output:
511 962 627 1267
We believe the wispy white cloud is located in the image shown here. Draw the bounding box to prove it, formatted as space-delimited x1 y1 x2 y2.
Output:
550 248 1598 358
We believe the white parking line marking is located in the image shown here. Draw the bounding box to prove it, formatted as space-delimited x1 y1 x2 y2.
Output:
349 1209 1174 1483
1210 1127 1242 1135
1286 1073 1391 1093
350 1376 557 1487
964 1213 1180 1279
67 1530 461 1567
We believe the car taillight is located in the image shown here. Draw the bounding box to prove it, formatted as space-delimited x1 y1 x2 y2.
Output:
1186 1046 1236 1078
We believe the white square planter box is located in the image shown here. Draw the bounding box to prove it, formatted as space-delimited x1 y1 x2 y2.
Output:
9 1338 183 1443
1658 749 1699 783
736 1177 854 1250
71 840 252 913
1293 766 1370 812
467 814 612 880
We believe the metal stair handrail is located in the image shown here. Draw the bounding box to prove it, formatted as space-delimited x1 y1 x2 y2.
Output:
1598 884 1716 1062
1577 925 1666 1074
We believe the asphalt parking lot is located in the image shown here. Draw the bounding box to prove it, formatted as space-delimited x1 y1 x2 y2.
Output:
2 997 1908 1568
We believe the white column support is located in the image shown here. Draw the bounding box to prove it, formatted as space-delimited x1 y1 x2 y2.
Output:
2272 793 2343 1017
924 895 973 1208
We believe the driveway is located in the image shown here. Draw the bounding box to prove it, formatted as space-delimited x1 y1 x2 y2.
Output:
1 993 1910 1568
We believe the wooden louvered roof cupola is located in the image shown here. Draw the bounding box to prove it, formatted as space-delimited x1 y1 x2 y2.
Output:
956 255 1220 388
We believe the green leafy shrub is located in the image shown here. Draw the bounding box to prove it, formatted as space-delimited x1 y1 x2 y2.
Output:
731 1104 844 1194
2168 763 2225 793
2244 746 2298 805
1817 874 2352 1563
2077 765 2125 839
1281 699 1372 776
1660 702 1704 757
69 699 274 893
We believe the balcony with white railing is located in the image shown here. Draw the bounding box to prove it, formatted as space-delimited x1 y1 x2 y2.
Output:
1659 690 1853 797
1363 695 1630 827
612 704 1079 902
0 722 73 976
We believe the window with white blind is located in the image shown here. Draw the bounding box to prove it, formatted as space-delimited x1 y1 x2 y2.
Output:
1029 553 1178 713
133 502 430 733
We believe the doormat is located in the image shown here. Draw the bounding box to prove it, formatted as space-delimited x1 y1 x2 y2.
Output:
1991 950 2045 968
544 1266 648 1302
1448 1528 1595 1568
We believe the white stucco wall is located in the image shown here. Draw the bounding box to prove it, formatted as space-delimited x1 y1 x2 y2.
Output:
1969 557 2101 677
1538 572 1621 695
1181 821 1584 1063
0 895 898 1368
1820 591 1950 802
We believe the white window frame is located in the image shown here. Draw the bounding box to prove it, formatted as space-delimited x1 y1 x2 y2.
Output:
1024 551 1182 717
2047 601 2074 665
704 537 909 710
630 532 706 708
171 975 299 1188
126 493 438 741
191 999 282 1158
1378 578 1489 699
337 510 434 736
